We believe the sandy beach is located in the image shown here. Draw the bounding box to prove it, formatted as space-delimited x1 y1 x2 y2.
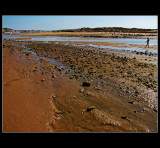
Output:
2 39 158 132
19 31 157 39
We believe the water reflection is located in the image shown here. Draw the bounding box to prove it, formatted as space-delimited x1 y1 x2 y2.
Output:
3 35 157 53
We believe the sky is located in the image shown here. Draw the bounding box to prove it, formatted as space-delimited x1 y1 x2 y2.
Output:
2 15 158 30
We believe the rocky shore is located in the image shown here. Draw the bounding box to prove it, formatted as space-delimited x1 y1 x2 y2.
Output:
3 39 158 132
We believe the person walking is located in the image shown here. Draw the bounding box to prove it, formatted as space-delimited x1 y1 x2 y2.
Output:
145 38 150 48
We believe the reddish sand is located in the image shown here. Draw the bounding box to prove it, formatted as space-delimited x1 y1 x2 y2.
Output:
3 44 60 132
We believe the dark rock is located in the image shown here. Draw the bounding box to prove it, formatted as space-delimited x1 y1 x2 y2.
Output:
153 107 157 112
128 101 135 104
82 81 91 87
86 106 96 112
26 52 31 56
41 79 45 82
121 116 127 119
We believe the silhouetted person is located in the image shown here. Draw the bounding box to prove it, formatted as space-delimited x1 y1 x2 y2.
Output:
145 38 150 48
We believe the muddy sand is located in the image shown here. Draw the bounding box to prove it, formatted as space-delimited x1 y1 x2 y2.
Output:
2 40 158 132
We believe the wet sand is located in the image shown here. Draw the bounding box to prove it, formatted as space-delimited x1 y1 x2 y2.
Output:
2 40 158 132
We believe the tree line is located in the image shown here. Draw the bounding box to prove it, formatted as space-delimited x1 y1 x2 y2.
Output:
53 27 157 33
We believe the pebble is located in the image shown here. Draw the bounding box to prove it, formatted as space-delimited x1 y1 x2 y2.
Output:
51 74 56 78
79 88 84 93
128 101 135 104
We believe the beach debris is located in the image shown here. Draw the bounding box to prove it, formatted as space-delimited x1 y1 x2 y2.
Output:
82 81 91 87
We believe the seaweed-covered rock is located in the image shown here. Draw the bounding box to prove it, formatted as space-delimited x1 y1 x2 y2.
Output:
87 106 96 112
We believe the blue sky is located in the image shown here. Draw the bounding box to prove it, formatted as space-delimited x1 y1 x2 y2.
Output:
2 15 158 30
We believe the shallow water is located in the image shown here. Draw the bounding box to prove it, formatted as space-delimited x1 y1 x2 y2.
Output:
3 35 158 53
84 44 158 53
22 45 75 74
31 36 158 46
3 35 157 45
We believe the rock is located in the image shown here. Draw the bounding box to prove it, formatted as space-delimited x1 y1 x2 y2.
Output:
153 107 158 112
79 88 84 93
51 74 56 78
25 52 31 56
85 90 92 96
94 86 101 90
55 111 66 115
82 81 91 87
70 75 74 79
41 79 45 82
128 101 135 104
134 110 137 113
86 106 96 112
121 116 127 119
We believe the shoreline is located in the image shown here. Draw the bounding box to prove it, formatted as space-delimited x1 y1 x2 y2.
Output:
3 39 158 132
49 41 157 50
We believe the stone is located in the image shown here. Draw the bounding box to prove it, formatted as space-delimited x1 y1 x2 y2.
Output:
51 74 56 78
128 101 135 104
82 81 91 87
94 86 101 90
121 116 127 119
79 88 84 93
41 79 45 82
86 106 96 112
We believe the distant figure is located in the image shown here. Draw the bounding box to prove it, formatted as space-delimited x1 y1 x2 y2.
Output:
145 38 150 48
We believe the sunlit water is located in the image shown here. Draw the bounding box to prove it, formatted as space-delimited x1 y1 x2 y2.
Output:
3 35 158 53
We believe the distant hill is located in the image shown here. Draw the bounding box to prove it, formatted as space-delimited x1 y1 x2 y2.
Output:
53 27 157 33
